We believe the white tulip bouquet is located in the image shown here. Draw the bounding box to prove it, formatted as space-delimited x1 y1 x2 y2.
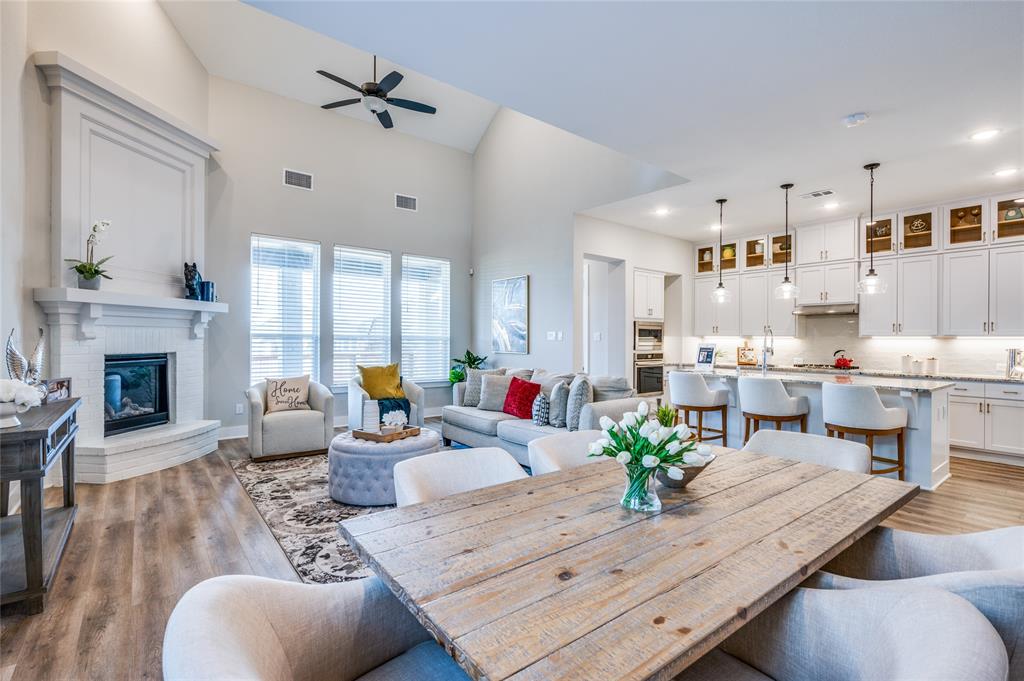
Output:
588 400 714 512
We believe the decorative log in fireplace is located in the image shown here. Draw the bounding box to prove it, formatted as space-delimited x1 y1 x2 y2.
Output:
104 354 169 436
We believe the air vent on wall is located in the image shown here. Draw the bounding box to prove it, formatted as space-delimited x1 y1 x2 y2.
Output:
395 193 418 211
283 169 313 191
799 189 834 199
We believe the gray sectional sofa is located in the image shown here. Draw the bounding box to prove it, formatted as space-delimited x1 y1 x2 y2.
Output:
441 371 645 466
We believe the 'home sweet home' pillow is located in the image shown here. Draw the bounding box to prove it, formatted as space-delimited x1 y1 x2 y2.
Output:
265 375 311 413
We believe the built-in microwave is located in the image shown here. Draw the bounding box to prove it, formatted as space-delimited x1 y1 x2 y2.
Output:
634 322 664 351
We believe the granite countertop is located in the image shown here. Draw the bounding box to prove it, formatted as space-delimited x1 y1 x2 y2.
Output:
664 363 1019 385
688 368 954 392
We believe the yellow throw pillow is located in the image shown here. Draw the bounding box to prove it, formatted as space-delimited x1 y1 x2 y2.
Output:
358 364 406 399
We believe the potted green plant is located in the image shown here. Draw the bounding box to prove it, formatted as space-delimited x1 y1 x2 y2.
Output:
449 349 487 384
65 220 112 290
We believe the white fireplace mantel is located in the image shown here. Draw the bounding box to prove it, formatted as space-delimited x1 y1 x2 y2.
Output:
34 287 228 340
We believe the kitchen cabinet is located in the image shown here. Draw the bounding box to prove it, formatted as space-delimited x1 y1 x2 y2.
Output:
898 208 939 253
695 243 717 276
633 270 665 320
943 200 988 249
796 219 857 265
942 246 1024 336
942 250 989 335
767 232 794 268
796 263 856 305
740 271 798 337
950 396 987 450
741 235 768 269
720 240 739 274
986 399 1024 456
858 256 938 336
694 275 739 336
989 246 1024 335
991 192 1024 244
859 213 897 260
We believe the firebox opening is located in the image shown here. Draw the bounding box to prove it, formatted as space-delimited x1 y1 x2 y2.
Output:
104 354 170 436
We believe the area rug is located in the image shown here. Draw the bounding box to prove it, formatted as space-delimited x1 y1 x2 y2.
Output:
231 453 388 583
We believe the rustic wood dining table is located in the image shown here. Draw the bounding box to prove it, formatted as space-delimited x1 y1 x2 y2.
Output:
340 448 919 681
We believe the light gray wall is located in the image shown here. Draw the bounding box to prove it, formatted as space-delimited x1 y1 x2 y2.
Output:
471 108 685 373
205 76 473 430
574 214 695 376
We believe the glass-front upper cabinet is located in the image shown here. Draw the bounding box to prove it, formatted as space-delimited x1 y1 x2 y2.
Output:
860 213 897 259
991 192 1024 244
944 200 987 249
742 235 768 269
696 243 717 276
898 208 938 253
768 232 794 268
720 239 739 272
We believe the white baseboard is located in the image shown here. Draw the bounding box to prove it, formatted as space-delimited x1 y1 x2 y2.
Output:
951 448 1024 468
217 407 443 442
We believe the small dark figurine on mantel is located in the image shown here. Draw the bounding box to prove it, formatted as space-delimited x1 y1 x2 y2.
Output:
184 262 202 300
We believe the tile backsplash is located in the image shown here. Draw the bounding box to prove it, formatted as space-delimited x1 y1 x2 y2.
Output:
683 316 1023 376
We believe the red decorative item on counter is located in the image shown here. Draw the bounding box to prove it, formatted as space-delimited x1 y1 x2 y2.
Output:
833 350 854 370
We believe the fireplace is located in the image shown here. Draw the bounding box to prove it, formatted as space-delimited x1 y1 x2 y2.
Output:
104 354 170 436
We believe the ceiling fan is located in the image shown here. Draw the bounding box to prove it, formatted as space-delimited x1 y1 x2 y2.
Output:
317 55 437 129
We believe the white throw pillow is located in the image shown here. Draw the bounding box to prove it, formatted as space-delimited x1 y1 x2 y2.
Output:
478 374 514 412
464 368 506 407
566 375 594 431
265 375 311 413
548 381 570 428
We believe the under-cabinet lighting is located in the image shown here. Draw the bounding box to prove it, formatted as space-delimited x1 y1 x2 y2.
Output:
969 129 1000 142
994 168 1019 177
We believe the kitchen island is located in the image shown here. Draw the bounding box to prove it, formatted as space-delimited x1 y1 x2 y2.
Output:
665 367 953 490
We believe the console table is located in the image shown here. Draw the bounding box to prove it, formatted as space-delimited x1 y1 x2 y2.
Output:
1 398 80 613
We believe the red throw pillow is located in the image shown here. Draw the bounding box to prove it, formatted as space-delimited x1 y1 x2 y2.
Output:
503 376 541 419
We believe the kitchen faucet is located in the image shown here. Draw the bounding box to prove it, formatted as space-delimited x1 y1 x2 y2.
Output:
762 327 774 377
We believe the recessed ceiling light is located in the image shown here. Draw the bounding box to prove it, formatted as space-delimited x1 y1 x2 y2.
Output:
824 202 839 210
842 112 869 128
994 168 1019 177
709 223 720 231
969 129 1000 142
653 207 670 217
1015 198 1024 204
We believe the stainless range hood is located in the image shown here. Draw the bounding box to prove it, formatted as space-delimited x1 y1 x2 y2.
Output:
792 303 859 316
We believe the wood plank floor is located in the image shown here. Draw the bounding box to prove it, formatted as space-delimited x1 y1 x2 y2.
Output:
0 447 1020 681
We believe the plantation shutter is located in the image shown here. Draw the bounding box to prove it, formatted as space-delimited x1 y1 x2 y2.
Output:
401 254 451 382
332 246 392 386
249 234 320 384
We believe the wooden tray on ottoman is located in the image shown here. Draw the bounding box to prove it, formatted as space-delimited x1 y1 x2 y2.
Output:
352 426 421 443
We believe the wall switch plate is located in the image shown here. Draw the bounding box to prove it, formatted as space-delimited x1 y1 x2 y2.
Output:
547 331 556 341
235 403 244 415
556 331 564 341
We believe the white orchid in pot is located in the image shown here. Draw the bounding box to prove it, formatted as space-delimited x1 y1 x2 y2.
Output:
589 401 715 513
65 220 112 290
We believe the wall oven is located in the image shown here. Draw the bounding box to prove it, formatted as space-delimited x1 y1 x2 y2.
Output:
634 322 664 352
634 352 664 396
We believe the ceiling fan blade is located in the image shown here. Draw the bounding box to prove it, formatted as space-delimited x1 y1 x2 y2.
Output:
386 98 436 115
378 70 404 94
321 98 361 109
377 110 394 129
316 69 363 94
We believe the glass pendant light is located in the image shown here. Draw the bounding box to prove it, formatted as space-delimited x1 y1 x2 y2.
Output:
857 162 887 295
710 199 732 303
774 183 799 299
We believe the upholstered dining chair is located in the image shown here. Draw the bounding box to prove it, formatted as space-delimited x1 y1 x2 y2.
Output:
163 575 470 681
528 429 605 476
245 379 334 462
741 430 870 474
673 586 1008 681
812 525 1024 680
392 447 528 507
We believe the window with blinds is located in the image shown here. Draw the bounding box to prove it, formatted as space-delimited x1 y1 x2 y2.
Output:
401 254 451 382
332 246 391 386
250 235 320 384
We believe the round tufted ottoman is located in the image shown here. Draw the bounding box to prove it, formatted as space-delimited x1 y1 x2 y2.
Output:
328 429 442 506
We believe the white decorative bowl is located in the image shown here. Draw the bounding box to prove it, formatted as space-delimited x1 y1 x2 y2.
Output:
0 402 21 429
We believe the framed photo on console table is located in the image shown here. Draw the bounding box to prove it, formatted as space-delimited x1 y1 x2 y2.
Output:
43 377 72 403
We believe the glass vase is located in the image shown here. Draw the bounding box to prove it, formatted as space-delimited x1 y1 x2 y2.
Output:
621 468 661 513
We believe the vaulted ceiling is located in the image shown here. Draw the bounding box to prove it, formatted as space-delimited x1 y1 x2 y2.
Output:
246 0 1023 240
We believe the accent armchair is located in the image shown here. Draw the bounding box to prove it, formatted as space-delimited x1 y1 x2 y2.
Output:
163 575 469 681
347 375 424 431
245 380 334 462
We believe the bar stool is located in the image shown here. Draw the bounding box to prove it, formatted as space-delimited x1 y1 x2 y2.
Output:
822 383 908 480
737 376 809 444
668 371 729 447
